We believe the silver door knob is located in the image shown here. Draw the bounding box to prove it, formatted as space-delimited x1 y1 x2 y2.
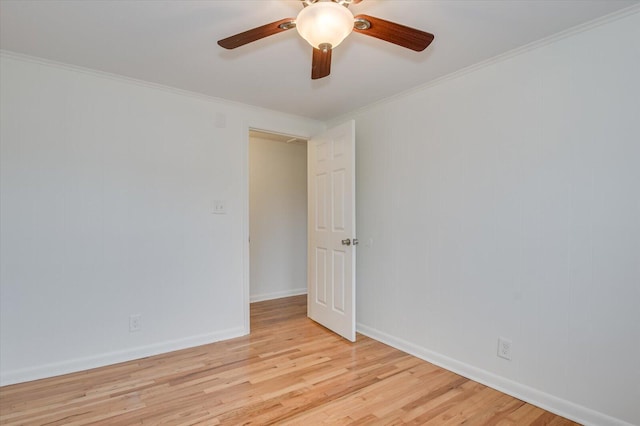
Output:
341 239 351 246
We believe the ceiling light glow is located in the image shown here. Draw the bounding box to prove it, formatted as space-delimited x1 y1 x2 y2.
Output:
296 2 354 50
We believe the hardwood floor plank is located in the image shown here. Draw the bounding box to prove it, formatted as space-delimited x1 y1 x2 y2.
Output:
0 295 580 425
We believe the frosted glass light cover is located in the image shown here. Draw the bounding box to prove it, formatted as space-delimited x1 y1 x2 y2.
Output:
296 2 354 49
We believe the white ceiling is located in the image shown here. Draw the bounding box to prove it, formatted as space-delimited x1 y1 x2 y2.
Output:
1 0 638 120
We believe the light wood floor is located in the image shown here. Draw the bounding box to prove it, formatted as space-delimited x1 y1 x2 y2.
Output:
0 295 579 425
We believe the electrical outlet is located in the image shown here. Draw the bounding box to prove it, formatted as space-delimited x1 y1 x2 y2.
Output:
129 314 142 332
497 337 512 360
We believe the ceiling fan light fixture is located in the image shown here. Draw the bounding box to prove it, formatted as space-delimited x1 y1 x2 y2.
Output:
296 2 354 50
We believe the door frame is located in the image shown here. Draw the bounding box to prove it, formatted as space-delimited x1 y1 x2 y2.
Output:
241 124 317 335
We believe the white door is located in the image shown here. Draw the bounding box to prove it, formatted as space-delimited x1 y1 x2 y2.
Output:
307 120 356 342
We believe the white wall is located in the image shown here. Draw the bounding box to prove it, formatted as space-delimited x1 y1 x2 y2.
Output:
345 11 640 426
249 135 307 302
0 53 323 385
1 9 638 425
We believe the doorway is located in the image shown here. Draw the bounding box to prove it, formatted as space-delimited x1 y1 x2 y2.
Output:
248 130 308 304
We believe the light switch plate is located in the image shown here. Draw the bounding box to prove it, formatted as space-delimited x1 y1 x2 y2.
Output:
213 200 226 214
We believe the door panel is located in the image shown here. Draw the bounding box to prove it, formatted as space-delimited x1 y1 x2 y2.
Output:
308 120 356 342
332 170 345 230
333 251 345 312
316 173 327 230
316 248 327 305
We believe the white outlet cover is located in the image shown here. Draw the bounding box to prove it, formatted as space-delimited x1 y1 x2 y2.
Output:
129 314 142 332
497 337 512 361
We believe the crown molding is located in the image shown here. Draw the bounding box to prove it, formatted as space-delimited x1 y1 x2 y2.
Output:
0 49 317 122
328 3 640 125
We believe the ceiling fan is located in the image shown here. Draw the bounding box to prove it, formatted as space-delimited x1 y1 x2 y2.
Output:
218 0 434 80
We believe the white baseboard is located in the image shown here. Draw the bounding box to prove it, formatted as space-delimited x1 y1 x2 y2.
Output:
0 327 247 386
250 288 307 303
356 323 633 426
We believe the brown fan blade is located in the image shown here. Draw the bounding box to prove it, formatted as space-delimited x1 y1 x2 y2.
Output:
311 47 332 80
353 14 434 52
218 18 296 49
